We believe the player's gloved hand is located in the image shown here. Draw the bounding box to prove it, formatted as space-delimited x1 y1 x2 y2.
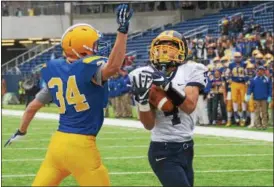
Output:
142 70 171 91
245 95 250 102
132 72 153 111
116 4 133 34
4 129 26 147
267 96 272 103
142 70 186 107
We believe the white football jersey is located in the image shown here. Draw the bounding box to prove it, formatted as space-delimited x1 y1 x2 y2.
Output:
151 62 208 142
128 62 208 142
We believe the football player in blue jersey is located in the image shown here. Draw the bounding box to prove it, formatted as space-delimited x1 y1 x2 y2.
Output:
4 4 133 186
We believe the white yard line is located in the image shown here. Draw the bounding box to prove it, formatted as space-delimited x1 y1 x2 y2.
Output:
2 109 273 142
2 131 146 136
2 169 273 178
3 143 272 151
2 153 273 162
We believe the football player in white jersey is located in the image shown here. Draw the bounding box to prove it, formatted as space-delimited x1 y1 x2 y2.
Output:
129 31 207 187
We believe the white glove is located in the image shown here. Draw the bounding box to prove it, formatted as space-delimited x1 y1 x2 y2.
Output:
4 129 26 147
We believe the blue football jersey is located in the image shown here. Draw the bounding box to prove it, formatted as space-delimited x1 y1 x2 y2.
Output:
41 55 108 136
229 61 247 83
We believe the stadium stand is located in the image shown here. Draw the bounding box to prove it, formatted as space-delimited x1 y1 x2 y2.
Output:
3 1 273 75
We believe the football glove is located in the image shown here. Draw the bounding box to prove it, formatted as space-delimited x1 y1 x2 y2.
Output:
142 70 171 91
142 70 186 107
116 4 133 34
267 96 272 103
4 129 26 147
132 72 153 111
245 94 250 102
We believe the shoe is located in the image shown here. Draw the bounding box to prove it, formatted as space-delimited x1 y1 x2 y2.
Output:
212 120 216 125
248 124 254 128
225 121 231 127
234 112 240 123
221 120 226 125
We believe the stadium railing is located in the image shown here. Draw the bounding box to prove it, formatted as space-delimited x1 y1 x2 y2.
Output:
2 43 51 74
253 2 273 18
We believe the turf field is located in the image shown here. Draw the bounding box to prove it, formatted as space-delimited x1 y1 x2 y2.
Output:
2 115 273 186
3 104 274 132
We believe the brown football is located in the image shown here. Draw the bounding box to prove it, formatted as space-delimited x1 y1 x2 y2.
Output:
149 84 174 112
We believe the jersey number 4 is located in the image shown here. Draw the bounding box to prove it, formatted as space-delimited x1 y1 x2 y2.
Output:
48 76 90 114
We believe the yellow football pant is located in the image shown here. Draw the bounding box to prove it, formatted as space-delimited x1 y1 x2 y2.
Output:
226 92 242 112
32 131 110 186
231 82 246 103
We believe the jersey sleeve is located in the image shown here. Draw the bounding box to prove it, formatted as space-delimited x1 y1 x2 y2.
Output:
82 56 108 85
186 63 208 91
35 87 52 104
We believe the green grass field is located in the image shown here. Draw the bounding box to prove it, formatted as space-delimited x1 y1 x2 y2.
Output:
3 104 273 132
2 115 273 186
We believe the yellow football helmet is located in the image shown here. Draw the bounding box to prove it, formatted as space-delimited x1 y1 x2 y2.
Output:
207 64 215 72
220 56 229 63
61 23 101 61
246 62 255 69
150 30 188 67
213 57 220 63
264 53 273 62
255 53 263 60
252 49 260 58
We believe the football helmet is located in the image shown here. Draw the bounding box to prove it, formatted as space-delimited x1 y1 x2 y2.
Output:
252 49 260 58
149 30 188 70
264 53 273 62
220 56 229 67
246 62 255 69
61 23 102 61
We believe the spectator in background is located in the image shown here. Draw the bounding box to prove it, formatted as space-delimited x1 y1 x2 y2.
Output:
1 75 7 99
108 75 119 117
16 7 23 17
2 1 9 16
246 66 272 130
235 33 247 57
206 43 217 63
221 17 230 36
211 69 227 125
28 8 34 16
118 70 132 118
195 39 207 61
18 78 26 104
223 38 237 60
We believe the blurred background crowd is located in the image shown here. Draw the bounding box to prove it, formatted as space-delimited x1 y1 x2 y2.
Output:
1 1 273 129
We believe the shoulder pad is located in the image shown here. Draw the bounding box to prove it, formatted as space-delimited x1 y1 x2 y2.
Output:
82 56 108 65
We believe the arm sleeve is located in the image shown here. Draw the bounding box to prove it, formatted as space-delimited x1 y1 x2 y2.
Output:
35 87 52 105
186 63 208 91
93 63 105 86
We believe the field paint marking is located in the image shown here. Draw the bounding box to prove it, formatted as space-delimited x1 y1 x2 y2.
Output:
2 131 147 136
2 154 273 162
13 136 269 143
3 143 272 150
2 109 273 142
2 169 273 178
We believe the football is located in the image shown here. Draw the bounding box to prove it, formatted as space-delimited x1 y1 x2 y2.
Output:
149 84 174 112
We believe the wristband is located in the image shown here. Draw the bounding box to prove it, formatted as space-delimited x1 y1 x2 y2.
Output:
137 103 151 112
166 86 186 106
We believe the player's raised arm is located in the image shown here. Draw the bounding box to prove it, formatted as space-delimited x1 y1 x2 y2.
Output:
101 4 133 81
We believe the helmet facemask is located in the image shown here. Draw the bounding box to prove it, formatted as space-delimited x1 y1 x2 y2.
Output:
150 39 187 74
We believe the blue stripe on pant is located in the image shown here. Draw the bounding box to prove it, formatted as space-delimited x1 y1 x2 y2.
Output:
148 140 194 187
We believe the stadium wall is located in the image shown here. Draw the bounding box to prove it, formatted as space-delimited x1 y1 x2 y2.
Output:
2 8 219 39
